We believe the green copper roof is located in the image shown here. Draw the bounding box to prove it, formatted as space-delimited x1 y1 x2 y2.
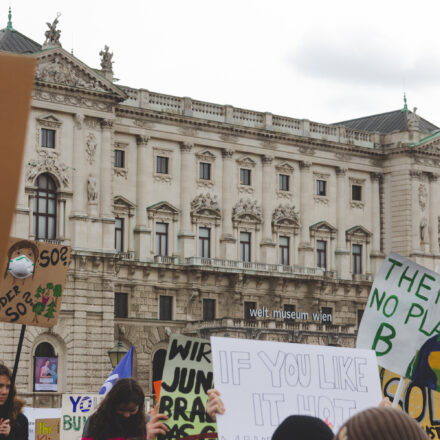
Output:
402 92 408 112
409 131 440 147
6 6 13 30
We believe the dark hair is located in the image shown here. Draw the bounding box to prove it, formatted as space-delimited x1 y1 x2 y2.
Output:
88 378 146 440
4 240 39 279
0 364 24 424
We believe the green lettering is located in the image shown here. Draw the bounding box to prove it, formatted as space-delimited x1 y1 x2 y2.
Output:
436 289 440 305
383 295 398 317
398 266 419 292
385 257 403 280
405 303 424 324
370 288 386 310
418 310 431 337
63 415 72 431
372 322 396 356
415 273 435 301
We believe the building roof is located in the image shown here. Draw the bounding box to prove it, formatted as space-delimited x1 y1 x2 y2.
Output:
334 109 438 134
0 27 42 54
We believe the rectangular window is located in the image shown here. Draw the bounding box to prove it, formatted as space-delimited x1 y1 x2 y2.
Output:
159 295 173 320
156 156 169 174
114 149 125 168
283 304 296 323
357 309 364 327
321 307 333 323
240 232 251 262
156 223 168 256
316 240 327 269
115 218 124 252
352 185 362 201
316 180 326 196
279 174 290 191
279 236 290 265
41 128 55 149
244 301 256 320
240 168 251 186
199 227 211 258
199 162 211 180
114 292 128 318
203 299 216 321
352 244 362 274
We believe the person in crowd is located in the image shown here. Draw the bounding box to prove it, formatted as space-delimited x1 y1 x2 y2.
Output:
81 378 169 440
272 415 333 440
0 364 28 440
334 406 429 440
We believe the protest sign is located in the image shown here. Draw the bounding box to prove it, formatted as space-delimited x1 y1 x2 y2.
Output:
23 408 62 440
357 252 440 377
0 238 71 327
211 336 382 438
158 335 216 440
61 393 104 440
35 418 60 440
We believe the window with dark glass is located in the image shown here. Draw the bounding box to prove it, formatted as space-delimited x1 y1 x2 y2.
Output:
159 295 173 320
357 309 364 327
203 299 215 321
41 128 55 149
352 185 362 201
316 240 327 269
352 244 362 274
156 223 168 256
240 168 251 186
240 232 251 262
279 236 290 265
279 174 290 191
33 174 57 240
199 162 211 180
156 156 169 174
244 301 256 320
283 304 296 322
115 218 124 252
114 292 128 318
321 307 333 322
33 342 57 392
199 227 211 258
114 149 125 168
316 180 326 196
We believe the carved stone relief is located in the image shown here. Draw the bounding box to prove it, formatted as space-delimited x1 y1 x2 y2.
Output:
419 184 427 210
87 175 98 202
26 149 70 187
191 194 221 217
232 199 263 223
85 133 97 165
272 205 300 226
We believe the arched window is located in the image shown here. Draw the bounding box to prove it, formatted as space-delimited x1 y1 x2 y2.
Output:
33 174 57 240
152 349 166 396
33 342 58 392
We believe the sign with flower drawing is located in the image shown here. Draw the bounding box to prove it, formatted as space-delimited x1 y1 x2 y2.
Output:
0 237 71 327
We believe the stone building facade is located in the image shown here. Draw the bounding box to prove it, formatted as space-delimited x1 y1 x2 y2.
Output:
1 16 440 407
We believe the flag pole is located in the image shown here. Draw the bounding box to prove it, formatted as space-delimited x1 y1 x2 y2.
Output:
392 376 405 408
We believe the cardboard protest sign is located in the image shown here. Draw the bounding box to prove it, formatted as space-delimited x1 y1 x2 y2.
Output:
159 335 217 440
0 238 71 327
357 252 440 378
381 368 440 439
35 418 60 440
0 53 36 273
62 393 104 440
211 336 382 437
23 408 62 440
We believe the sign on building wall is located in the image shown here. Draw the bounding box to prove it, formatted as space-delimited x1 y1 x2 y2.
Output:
211 336 382 438
159 334 217 440
0 238 71 327
35 418 60 440
34 356 58 391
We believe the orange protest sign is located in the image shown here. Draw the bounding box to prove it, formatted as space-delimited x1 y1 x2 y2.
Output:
154 380 162 401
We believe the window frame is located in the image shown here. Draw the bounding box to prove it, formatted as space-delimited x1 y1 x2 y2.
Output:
240 231 251 262
199 162 211 180
202 298 216 321
115 218 124 252
283 304 296 323
316 239 327 269
198 227 211 258
33 174 57 240
41 128 56 149
159 295 173 320
114 149 125 168
316 179 327 196
279 236 290 265
244 301 257 320
240 168 252 186
155 222 168 256
114 292 128 318
156 156 169 174
352 184 362 202
279 174 290 192
352 243 362 274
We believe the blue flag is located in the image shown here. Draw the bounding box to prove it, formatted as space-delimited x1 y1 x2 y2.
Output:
99 346 134 395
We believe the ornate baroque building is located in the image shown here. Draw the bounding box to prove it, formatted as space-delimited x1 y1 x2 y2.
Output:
1 13 440 406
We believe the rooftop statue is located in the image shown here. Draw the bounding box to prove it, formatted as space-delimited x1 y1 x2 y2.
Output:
100 45 114 72
43 13 62 49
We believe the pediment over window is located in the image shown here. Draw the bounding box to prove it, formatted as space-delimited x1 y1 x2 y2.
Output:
147 201 180 221
195 150 216 162
346 225 372 242
191 194 221 222
309 220 337 238
272 205 300 227
114 195 136 211
232 198 262 224
275 161 295 174
236 156 257 168
37 114 62 128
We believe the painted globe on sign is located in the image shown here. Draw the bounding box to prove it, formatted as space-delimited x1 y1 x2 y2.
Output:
8 255 35 279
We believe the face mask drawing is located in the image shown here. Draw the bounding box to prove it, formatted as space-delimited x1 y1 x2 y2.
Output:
8 255 35 279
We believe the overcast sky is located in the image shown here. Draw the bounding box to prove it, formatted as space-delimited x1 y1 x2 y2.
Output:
7 0 440 125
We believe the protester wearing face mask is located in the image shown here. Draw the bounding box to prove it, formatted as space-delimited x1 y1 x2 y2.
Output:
0 364 28 440
81 378 169 440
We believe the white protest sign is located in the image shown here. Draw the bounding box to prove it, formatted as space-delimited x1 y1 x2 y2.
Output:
61 393 104 440
23 407 62 440
211 336 381 437
357 252 440 376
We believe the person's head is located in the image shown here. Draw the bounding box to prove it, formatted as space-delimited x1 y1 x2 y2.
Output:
0 365 12 406
0 364 24 423
272 415 333 440
45 359 50 367
334 407 429 440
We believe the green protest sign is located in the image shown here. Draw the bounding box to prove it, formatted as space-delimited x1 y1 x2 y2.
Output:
158 335 216 440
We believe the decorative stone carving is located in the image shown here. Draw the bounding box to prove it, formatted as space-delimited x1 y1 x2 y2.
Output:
85 133 97 165
314 196 329 206
276 191 292 200
196 150 216 162
191 194 221 217
100 119 114 130
299 146 316 156
407 109 420 131
336 167 348 176
26 150 70 187
275 162 294 174
221 148 234 159
236 156 257 167
74 113 84 129
350 201 364 209
100 45 113 72
180 142 193 152
272 205 300 227
415 157 440 167
299 161 312 169
133 119 154 129
87 175 98 202
42 14 61 49
238 185 254 194
410 169 423 180
420 218 427 243
114 168 128 179
335 152 352 161
232 199 262 223
261 155 274 165
419 184 427 209
197 180 214 189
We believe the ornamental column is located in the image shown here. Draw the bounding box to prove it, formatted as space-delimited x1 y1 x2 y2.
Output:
134 135 151 260
429 173 440 255
100 119 114 251
410 170 423 255
178 142 195 258
335 167 350 279
370 172 384 274
260 155 276 263
220 148 236 260
298 161 313 267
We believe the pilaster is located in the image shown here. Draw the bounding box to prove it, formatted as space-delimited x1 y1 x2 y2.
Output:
260 155 276 263
298 161 313 267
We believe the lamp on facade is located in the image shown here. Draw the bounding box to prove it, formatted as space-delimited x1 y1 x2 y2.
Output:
107 340 128 368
